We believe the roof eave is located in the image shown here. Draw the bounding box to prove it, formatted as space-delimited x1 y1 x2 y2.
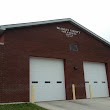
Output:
0 29 5 36
0 18 71 30
69 18 110 46
0 18 109 46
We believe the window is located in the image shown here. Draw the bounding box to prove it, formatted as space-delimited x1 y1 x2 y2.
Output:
69 44 78 52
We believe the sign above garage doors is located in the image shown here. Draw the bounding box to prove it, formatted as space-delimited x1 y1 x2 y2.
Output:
56 26 80 37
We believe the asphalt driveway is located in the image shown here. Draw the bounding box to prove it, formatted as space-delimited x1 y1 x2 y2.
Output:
36 98 110 110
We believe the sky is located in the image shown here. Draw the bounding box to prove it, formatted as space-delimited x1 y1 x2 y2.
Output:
0 0 110 42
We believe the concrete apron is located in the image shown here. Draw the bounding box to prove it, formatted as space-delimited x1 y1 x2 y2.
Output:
36 98 110 110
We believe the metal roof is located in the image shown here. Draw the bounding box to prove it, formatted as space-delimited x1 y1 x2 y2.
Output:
0 18 110 46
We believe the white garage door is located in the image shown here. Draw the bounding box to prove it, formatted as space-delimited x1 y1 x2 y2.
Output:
83 62 109 98
30 57 66 102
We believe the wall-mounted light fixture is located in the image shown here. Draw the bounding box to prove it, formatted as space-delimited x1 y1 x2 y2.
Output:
74 66 78 70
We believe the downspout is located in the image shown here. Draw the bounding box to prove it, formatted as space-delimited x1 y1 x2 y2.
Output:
0 28 5 45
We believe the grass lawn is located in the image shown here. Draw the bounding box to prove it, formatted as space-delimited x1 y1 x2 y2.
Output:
0 103 47 110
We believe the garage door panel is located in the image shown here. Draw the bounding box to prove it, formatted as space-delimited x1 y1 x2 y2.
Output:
30 57 66 102
33 83 65 102
92 84 108 97
83 62 109 98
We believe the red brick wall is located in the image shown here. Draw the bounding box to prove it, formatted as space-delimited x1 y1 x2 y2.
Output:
1 22 110 102
0 44 4 102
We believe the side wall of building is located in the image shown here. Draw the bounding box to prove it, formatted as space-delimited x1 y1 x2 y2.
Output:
1 22 110 102
0 44 4 102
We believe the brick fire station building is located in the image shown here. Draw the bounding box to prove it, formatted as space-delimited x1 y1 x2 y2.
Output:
0 18 110 103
